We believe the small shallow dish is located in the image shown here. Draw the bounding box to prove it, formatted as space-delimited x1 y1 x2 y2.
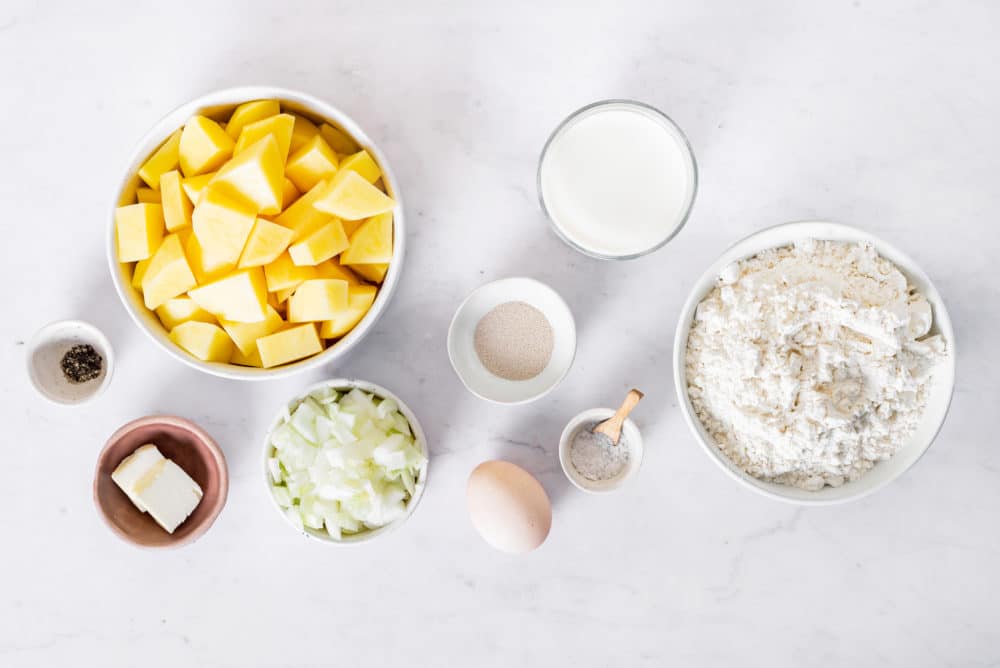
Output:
263 379 429 545
107 86 405 380
448 277 576 404
94 415 228 548
27 320 114 405
559 408 643 493
672 221 957 505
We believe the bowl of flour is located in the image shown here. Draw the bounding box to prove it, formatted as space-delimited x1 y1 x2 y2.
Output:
673 221 956 505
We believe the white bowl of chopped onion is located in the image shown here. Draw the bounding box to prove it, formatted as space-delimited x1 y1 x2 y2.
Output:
263 379 429 543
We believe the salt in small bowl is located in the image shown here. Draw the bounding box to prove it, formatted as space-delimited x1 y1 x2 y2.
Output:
27 320 114 405
559 408 643 493
447 277 576 405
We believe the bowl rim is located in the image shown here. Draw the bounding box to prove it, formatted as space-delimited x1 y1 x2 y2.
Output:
262 378 430 545
106 85 405 380
446 276 578 405
671 220 957 506
557 407 644 493
93 414 229 549
26 319 115 405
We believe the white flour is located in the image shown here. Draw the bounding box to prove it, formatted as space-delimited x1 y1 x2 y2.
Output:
685 240 946 490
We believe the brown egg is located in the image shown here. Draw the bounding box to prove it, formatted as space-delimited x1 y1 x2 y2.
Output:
467 460 552 553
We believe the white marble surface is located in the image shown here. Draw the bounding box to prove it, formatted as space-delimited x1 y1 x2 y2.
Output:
1 1 998 666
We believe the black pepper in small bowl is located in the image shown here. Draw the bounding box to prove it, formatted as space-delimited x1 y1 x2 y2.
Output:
61 344 104 384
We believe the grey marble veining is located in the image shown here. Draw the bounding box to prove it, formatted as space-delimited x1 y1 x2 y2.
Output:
1 0 998 666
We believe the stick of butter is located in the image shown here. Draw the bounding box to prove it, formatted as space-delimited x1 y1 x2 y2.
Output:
111 444 203 534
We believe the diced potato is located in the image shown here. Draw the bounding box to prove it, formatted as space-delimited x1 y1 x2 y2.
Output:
137 129 181 189
238 218 294 268
131 258 150 288
226 100 280 139
185 232 235 285
208 135 284 215
230 345 263 367
313 170 395 220
274 285 297 304
179 116 234 177
281 178 300 207
288 113 320 153
341 212 392 264
159 170 193 232
192 187 257 265
256 323 322 368
181 172 215 204
155 296 216 330
319 123 360 154
287 279 350 322
338 150 381 183
141 234 197 310
285 135 339 192
263 252 318 292
169 321 234 362
288 220 349 266
349 263 389 284
136 187 161 203
274 181 334 241
220 304 284 356
116 203 165 262
319 285 377 338
234 113 294 161
188 268 268 323
315 260 360 284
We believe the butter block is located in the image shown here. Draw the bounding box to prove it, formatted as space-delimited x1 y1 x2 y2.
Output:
134 459 203 534
111 443 166 512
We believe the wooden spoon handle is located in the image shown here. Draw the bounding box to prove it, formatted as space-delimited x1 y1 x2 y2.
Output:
594 388 644 444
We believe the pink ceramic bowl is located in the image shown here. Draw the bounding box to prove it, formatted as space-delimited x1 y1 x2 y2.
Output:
94 415 228 548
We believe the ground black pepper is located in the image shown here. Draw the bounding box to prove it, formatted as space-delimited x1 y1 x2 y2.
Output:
60 344 103 383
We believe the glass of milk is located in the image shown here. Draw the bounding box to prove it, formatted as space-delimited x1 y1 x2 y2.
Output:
537 100 698 259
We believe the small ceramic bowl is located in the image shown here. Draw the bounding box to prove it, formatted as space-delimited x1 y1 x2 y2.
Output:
263 379 429 545
94 415 228 548
558 408 644 493
673 221 957 505
27 320 114 405
447 277 576 404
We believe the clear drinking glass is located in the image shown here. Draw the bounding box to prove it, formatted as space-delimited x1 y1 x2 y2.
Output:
537 99 698 260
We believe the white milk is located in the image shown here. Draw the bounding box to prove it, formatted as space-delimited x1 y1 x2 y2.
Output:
539 102 696 258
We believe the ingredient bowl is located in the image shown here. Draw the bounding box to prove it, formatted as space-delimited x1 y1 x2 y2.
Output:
558 408 643 493
672 221 956 505
448 277 576 404
27 320 114 405
94 415 228 548
107 86 405 380
263 379 429 545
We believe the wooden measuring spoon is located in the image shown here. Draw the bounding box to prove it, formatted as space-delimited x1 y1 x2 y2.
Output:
593 389 644 445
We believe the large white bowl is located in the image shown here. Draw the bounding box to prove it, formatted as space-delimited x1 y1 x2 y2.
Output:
263 379 429 545
672 221 957 505
107 86 405 380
